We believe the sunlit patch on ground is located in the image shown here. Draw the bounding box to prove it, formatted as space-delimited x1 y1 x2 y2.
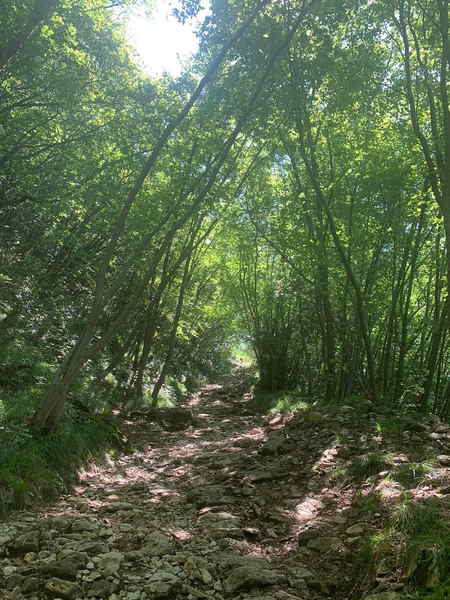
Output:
294 495 323 522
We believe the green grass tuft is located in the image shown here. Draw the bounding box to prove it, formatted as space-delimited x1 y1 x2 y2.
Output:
392 463 434 489
0 403 125 517
355 494 450 592
349 452 394 479
247 388 310 414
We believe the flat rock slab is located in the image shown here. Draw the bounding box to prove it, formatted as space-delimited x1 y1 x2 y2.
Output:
97 551 124 576
187 485 235 507
141 531 174 557
306 536 342 553
44 577 81 599
247 471 285 483
40 556 86 580
224 566 286 594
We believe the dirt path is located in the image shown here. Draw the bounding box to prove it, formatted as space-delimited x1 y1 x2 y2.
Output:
2 378 450 600
0 379 332 600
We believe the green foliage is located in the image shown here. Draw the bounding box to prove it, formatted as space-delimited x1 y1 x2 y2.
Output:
390 496 441 537
352 490 384 515
411 579 450 600
356 494 450 592
349 453 394 479
246 388 310 415
1 0 450 552
0 397 124 516
392 463 433 489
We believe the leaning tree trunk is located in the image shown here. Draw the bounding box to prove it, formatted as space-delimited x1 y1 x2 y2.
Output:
151 245 194 406
397 0 450 324
30 3 271 431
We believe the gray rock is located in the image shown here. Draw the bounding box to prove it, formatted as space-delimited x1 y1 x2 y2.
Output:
77 541 109 554
44 577 81 599
144 572 180 598
6 573 26 589
214 552 271 571
433 422 448 432
10 532 40 554
274 592 305 600
260 432 289 456
287 566 314 580
306 536 341 552
22 577 40 593
97 551 123 576
86 579 112 598
142 532 174 557
183 555 214 584
198 513 243 539
57 550 89 564
40 555 87 580
437 455 450 466
346 523 365 536
200 567 213 584
98 527 114 538
187 485 234 507
4 565 18 577
247 470 283 483
223 566 286 594
8 589 24 600
102 501 134 512
41 518 72 532
84 569 102 582
363 594 402 600
198 511 241 527
334 514 347 525
0 533 14 546
70 518 99 532
56 533 85 541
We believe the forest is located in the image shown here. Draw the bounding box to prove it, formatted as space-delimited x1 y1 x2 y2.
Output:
1 0 450 599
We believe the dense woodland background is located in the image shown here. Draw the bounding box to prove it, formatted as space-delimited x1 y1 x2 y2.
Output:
1 0 449 426
1 2 450 598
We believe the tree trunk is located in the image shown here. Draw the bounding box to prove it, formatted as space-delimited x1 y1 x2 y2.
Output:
151 245 194 405
30 5 270 431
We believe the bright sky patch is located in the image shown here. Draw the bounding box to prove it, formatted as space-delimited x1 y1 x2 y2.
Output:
126 1 202 77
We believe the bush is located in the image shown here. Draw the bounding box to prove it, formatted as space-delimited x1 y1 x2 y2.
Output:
356 495 450 593
0 399 125 516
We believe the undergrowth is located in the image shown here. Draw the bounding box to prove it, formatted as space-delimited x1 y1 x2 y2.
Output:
349 452 394 479
247 388 310 414
0 413 124 517
357 494 450 595
0 358 126 517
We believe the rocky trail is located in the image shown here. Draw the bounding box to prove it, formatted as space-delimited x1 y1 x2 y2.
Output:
2 376 450 600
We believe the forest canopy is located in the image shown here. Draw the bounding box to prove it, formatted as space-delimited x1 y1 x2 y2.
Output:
1 0 450 432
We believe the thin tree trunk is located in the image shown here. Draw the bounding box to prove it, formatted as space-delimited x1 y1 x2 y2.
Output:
394 207 426 401
30 4 272 430
151 243 195 405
